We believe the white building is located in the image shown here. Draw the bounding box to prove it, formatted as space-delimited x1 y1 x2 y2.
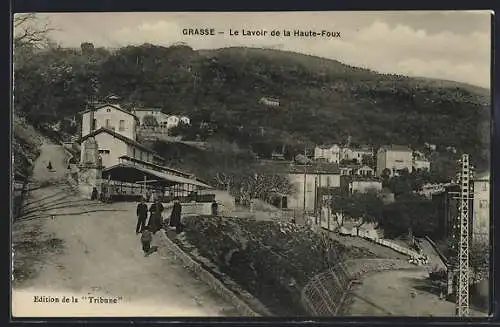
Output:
314 144 341 163
79 128 164 168
259 97 280 107
340 146 374 164
473 171 490 243
376 145 413 177
165 115 180 129
81 104 139 140
287 163 341 212
179 116 191 125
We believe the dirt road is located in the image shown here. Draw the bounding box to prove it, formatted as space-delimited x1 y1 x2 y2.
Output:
12 142 237 317
343 269 486 317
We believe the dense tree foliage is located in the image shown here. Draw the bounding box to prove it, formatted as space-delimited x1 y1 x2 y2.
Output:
331 190 384 235
379 193 440 239
14 35 490 169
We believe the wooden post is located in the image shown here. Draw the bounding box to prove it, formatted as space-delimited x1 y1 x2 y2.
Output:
314 176 318 225
107 174 111 202
327 205 331 233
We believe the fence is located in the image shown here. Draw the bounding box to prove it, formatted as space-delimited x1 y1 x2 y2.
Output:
334 227 423 259
301 262 350 316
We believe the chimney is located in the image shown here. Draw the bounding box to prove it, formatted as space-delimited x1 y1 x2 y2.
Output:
90 105 95 131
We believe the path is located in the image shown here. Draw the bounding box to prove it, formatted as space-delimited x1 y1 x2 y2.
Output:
343 269 485 317
12 142 237 317
416 238 447 272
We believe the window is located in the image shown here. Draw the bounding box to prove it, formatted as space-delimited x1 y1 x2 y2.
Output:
482 183 488 191
479 200 488 209
92 119 97 130
119 120 125 131
98 150 110 154
106 108 111 112
140 151 143 161
105 119 111 128
133 148 136 158
306 182 313 192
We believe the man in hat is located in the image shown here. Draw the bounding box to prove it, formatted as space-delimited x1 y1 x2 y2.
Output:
136 197 149 234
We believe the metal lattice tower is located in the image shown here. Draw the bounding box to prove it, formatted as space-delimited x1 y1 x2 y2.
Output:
456 154 472 316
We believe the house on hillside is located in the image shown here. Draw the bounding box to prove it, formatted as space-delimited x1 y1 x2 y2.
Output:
79 127 164 168
179 116 191 125
287 162 341 212
80 104 139 141
259 96 280 107
165 115 181 129
314 144 341 163
132 107 169 126
412 151 431 172
424 142 437 151
376 145 413 177
340 145 374 164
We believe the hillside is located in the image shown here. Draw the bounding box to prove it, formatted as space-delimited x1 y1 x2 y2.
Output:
14 44 490 171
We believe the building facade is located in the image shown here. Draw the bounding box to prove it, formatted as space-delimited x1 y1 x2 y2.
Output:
376 145 413 177
81 104 138 140
79 128 164 168
287 163 341 212
314 144 341 163
473 172 490 243
412 151 431 172
340 146 374 164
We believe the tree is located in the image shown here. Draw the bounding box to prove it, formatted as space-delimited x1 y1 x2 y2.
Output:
361 154 375 168
213 168 295 207
14 13 53 49
469 240 489 283
80 42 95 55
142 115 159 127
380 193 439 239
331 189 384 235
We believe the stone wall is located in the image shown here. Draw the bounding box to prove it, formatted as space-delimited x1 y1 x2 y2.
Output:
77 166 102 199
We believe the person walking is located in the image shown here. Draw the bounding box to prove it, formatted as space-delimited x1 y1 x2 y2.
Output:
211 200 219 216
148 198 164 233
136 197 149 234
91 187 99 200
169 198 182 232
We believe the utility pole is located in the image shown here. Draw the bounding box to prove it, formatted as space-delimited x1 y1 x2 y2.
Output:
447 154 474 317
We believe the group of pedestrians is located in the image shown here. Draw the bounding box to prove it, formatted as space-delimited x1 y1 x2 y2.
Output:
136 197 183 256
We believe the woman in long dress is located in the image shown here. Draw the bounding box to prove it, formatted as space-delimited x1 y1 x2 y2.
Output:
169 199 182 232
148 199 164 233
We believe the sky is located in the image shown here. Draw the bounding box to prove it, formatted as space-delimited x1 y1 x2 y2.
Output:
19 11 492 88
